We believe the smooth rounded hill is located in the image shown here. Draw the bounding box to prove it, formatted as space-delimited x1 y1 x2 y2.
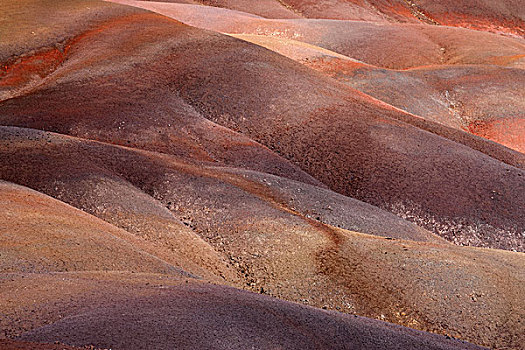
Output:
112 1 525 69
1 127 524 349
196 0 302 19
0 126 437 243
282 0 525 36
0 181 186 275
1 3 524 252
0 0 146 63
1 1 524 350
108 1 525 153
220 33 525 152
148 0 525 36
2 273 485 350
303 59 525 152
392 0 525 37
135 0 525 38
135 0 303 18
0 131 242 283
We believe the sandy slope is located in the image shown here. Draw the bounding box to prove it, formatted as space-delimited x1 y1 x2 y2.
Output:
137 0 525 37
107 1 525 153
108 1 525 68
224 34 525 152
0 181 188 276
305 60 525 152
1 273 486 349
1 1 524 349
1 127 524 348
1 7 523 250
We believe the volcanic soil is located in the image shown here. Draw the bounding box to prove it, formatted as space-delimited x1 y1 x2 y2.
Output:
1 0 524 349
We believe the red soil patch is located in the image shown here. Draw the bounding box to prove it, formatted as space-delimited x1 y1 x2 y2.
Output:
469 118 525 153
0 48 66 88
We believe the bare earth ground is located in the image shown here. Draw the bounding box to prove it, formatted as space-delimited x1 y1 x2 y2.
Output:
0 0 524 349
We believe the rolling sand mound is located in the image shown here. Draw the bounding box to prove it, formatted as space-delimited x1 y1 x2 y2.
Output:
106 1 525 153
148 0 525 36
22 284 485 350
194 0 302 19
222 34 525 152
280 0 524 36
0 7 523 251
137 0 525 37
1 127 524 348
142 0 302 19
304 60 525 152
1 273 485 350
0 130 241 283
0 0 145 63
0 126 436 243
0 181 187 275
110 1 525 69
387 0 525 37
1 1 524 349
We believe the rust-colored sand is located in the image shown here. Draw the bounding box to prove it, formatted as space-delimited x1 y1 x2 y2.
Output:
1 1 523 349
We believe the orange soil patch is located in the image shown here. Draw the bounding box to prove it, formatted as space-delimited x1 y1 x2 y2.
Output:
469 118 525 153
0 48 69 101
